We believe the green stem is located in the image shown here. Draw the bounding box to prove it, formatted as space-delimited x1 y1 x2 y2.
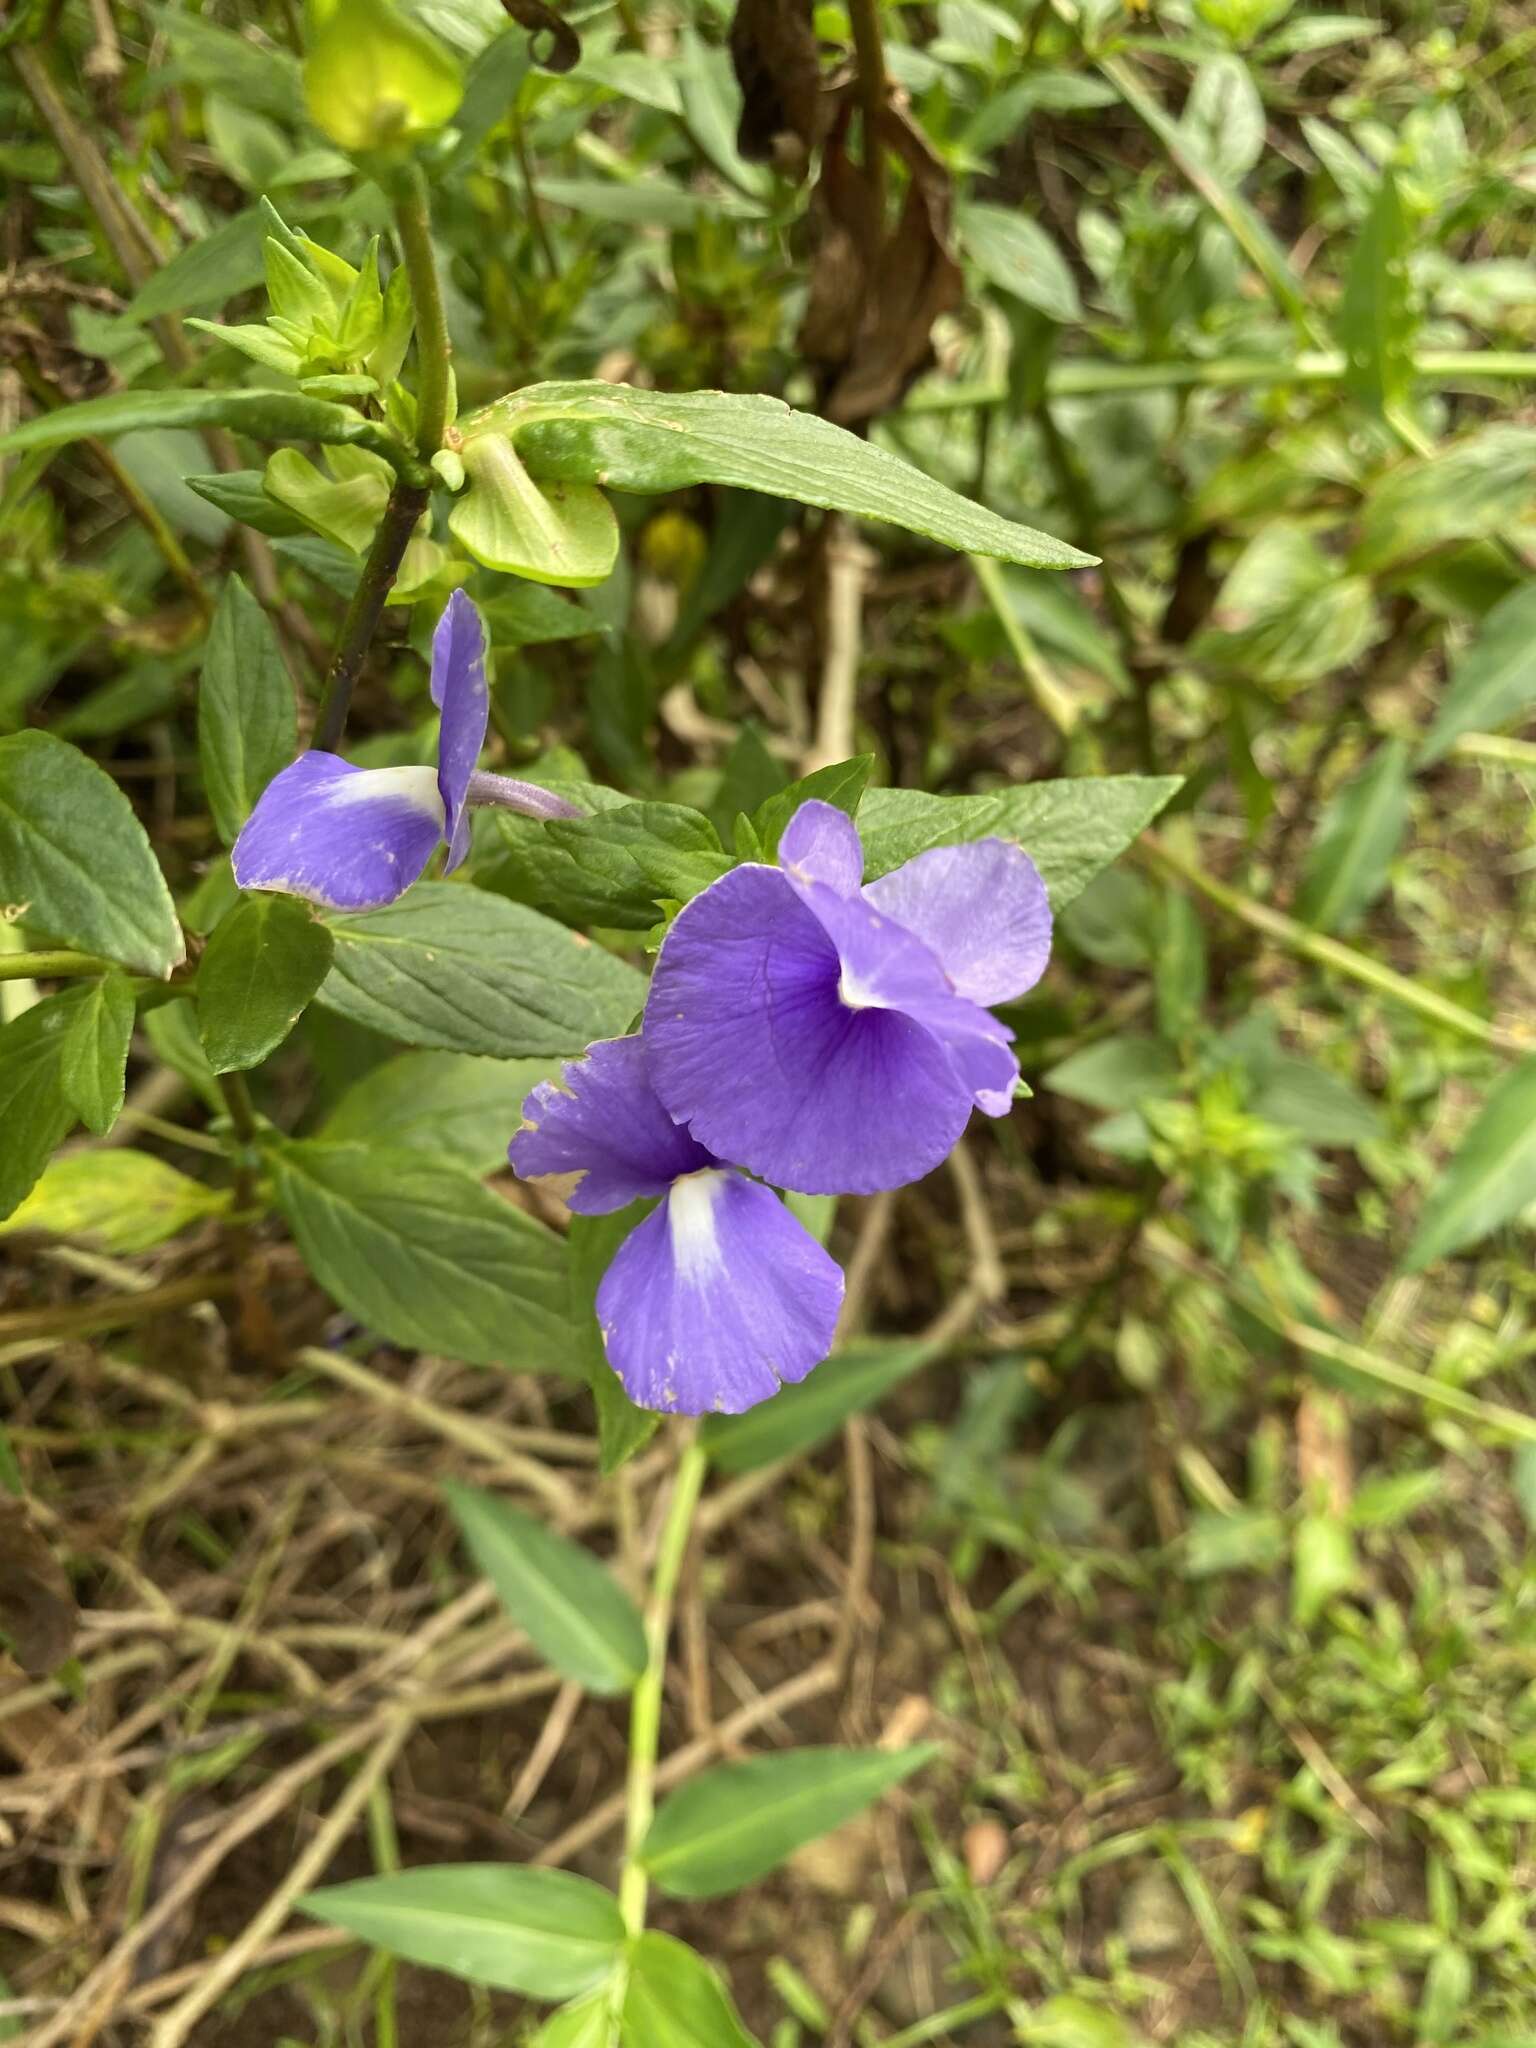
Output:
1093 48 1325 348
0 950 113 983
1140 834 1529 1056
216 1072 262 1216
617 1433 708 1940
902 350 1536 414
394 159 453 462
1452 732 1536 769
310 477 431 752
969 553 1079 738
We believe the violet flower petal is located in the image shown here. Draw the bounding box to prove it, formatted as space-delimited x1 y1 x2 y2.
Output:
430 587 490 873
509 1034 714 1215
864 838 1051 1005
231 752 444 912
644 864 976 1194
597 1168 844 1413
778 798 863 896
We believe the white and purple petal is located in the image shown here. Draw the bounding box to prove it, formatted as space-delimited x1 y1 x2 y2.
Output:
430 588 490 872
644 864 978 1195
863 838 1051 1005
509 1034 714 1215
597 1168 843 1413
778 798 863 896
231 752 444 912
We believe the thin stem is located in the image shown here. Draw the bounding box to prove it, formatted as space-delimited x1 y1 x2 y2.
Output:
0 950 113 983
216 1072 261 1216
310 479 431 752
847 0 888 221
1452 732 1536 769
394 160 453 462
901 351 1536 415
969 553 1078 738
309 163 450 751
1139 833 1528 1056
617 1433 709 1939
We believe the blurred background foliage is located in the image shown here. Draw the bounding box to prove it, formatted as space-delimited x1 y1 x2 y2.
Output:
5 0 1536 2043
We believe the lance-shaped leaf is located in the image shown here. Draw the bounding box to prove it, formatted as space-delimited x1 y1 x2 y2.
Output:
1420 582 1536 765
642 1746 937 1897
299 1866 623 1998
58 973 135 1135
0 386 389 457
444 1484 645 1694
199 575 297 846
1405 1057 1536 1270
457 383 1092 570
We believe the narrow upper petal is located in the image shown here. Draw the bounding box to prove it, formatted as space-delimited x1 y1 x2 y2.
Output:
644 864 977 1194
778 799 863 896
596 1168 844 1413
508 1034 714 1215
863 838 1052 1005
431 588 490 873
231 753 443 912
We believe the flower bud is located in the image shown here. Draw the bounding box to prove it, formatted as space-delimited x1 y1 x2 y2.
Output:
304 0 462 155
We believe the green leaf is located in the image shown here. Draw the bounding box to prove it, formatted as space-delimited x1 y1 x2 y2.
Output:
450 435 619 587
1154 890 1206 1042
123 206 268 323
269 1141 574 1369
184 469 309 538
854 776 1181 908
1291 1512 1358 1627
58 973 135 1134
264 447 388 555
494 804 732 931
1419 582 1536 765
702 1338 936 1475
751 759 873 862
0 731 183 975
1252 1057 1383 1148
1044 1034 1180 1113
1404 1056 1536 1269
1182 55 1266 179
298 1865 623 1998
0 386 385 457
642 1746 936 1898
956 204 1081 324
531 1991 617 2048
1339 170 1414 418
196 894 334 1072
0 1151 228 1254
444 1483 645 1694
319 884 646 1056
1352 426 1536 575
621 1932 761 2048
198 575 298 846
0 992 86 1221
321 1050 559 1173
1294 741 1410 933
459 384 1092 571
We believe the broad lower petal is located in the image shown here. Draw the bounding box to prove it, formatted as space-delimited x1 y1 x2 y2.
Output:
597 1169 844 1413
779 799 863 896
509 1034 714 1214
430 588 490 871
864 838 1051 1004
231 753 443 911
645 865 975 1194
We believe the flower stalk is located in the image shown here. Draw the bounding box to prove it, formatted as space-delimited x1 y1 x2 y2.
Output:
618 1432 708 1939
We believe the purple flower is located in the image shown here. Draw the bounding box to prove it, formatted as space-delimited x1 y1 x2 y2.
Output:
232 591 576 912
509 1035 844 1414
643 800 1051 1196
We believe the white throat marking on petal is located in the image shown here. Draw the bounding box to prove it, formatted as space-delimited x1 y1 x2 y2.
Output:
667 1168 730 1282
838 966 884 1010
323 764 445 825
